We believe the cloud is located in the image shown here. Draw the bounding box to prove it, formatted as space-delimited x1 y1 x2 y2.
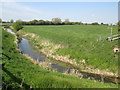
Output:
2 2 43 21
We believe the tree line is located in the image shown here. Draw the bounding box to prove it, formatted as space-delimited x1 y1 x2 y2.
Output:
21 19 84 25
1 18 117 26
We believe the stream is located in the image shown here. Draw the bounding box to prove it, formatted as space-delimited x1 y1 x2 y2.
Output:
18 38 71 72
6 29 119 84
6 29 71 73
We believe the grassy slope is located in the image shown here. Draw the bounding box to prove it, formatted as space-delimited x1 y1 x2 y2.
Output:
2 29 118 88
21 25 118 72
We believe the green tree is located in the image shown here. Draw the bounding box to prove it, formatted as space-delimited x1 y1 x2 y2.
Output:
64 19 69 25
38 20 45 25
52 18 61 25
0 18 2 23
13 21 23 31
10 19 14 23
91 22 99 25
101 22 104 25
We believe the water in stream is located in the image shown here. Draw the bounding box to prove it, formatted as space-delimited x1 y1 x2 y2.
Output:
18 37 71 72
18 38 45 62
6 29 77 73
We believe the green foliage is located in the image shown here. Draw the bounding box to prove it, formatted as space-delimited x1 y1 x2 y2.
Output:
13 21 23 31
0 18 2 23
10 19 14 23
91 22 99 25
52 18 61 25
21 25 118 72
2 23 13 26
2 27 118 88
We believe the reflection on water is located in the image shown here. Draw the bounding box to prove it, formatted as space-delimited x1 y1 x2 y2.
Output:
18 38 45 62
18 38 70 72
6 29 16 35
51 64 71 72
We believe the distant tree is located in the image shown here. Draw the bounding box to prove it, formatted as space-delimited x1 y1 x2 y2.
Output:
21 21 27 25
13 21 23 31
91 22 99 25
0 18 2 23
64 19 70 25
101 22 104 25
52 18 61 25
65 19 69 22
27 19 38 25
69 22 74 25
32 19 38 24
45 20 52 25
10 19 14 23
38 20 45 25
84 23 88 25
33 19 38 22
118 21 120 26
79 21 83 25
74 22 83 25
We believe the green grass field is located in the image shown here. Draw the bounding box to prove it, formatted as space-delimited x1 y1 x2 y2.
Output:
20 25 118 73
2 27 118 88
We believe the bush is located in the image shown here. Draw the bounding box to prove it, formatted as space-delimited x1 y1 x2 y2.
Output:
13 21 23 31
91 22 99 25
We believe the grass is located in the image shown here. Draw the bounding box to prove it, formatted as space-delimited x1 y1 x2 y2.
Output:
1 23 13 26
2 27 118 88
20 25 118 72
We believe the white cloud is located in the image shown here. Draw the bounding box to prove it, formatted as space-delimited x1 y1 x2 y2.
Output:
2 2 43 21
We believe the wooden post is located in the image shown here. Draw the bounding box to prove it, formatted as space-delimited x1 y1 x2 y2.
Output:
110 27 112 39
99 35 102 41
110 24 113 42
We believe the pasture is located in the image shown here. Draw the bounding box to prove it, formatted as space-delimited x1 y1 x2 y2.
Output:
20 25 118 72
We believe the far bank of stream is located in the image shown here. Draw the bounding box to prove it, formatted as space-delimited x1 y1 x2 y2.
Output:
6 29 119 84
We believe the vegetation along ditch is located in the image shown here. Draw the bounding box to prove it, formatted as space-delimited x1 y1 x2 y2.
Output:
6 28 119 84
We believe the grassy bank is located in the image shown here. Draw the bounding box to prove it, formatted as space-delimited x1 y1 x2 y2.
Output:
2 28 118 88
19 25 118 73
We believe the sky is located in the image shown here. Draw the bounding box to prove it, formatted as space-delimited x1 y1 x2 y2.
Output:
1 1 118 24
118 2 120 21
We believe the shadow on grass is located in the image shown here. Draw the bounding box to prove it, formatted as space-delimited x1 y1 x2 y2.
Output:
1 53 11 60
2 66 30 89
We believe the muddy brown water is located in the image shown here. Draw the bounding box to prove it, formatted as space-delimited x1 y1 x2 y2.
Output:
6 29 119 84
